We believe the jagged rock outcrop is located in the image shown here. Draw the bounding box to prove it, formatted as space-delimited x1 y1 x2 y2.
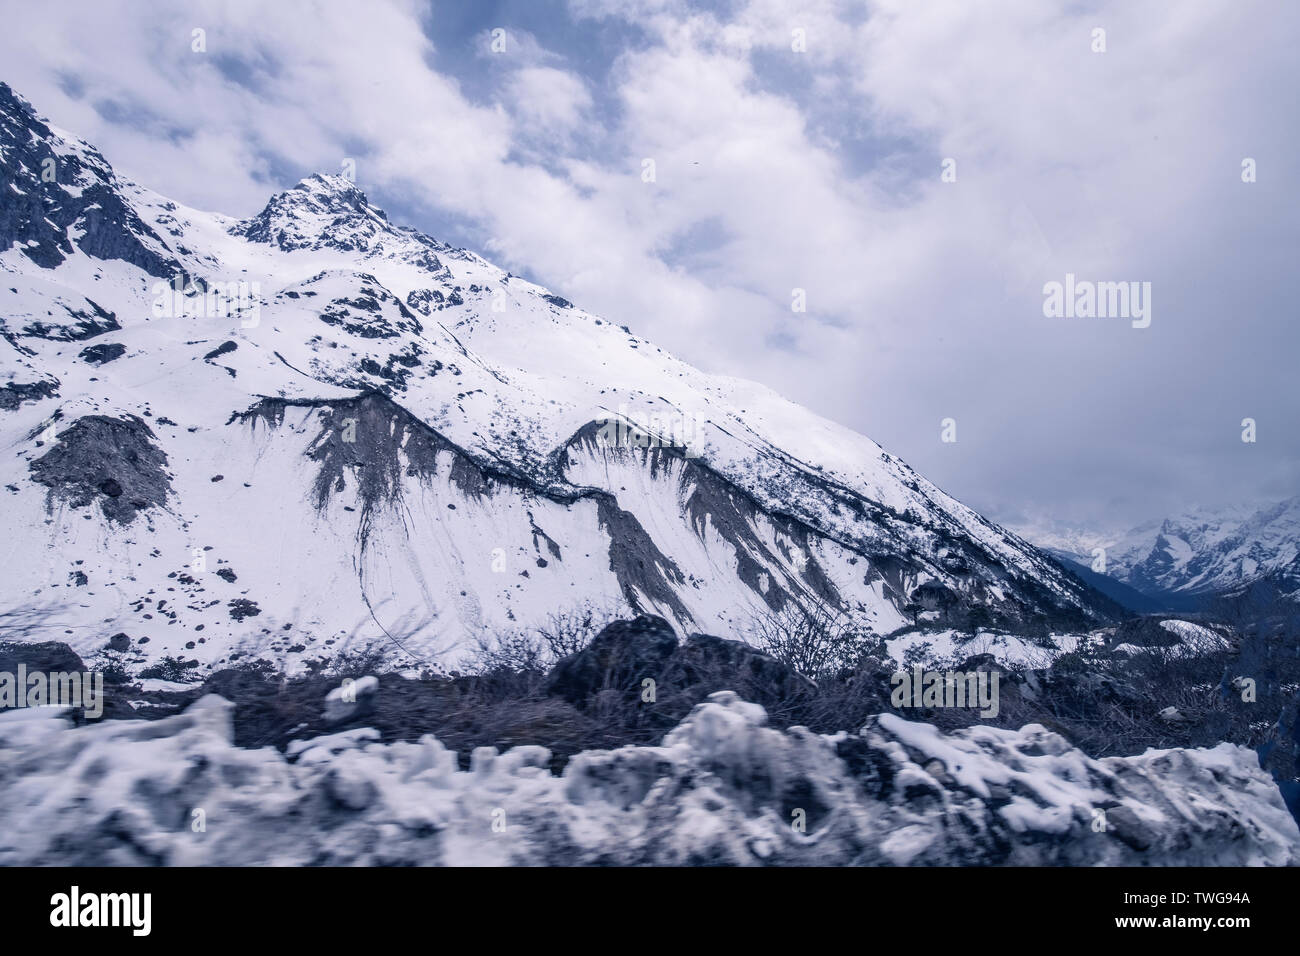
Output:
0 83 185 279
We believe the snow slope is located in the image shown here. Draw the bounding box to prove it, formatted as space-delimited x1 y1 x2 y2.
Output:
0 82 1113 673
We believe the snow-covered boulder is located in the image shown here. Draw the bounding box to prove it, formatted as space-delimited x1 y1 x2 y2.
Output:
0 691 1293 866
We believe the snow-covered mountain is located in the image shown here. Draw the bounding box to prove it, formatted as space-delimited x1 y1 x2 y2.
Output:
0 82 1114 674
1019 498 1300 602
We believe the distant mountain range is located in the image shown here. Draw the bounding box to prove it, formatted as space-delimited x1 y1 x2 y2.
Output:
1014 498 1300 610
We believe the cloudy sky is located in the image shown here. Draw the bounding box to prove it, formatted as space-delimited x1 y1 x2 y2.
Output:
3 0 1297 535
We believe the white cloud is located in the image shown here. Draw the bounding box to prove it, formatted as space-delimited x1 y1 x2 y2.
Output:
503 66 592 139
0 0 1295 525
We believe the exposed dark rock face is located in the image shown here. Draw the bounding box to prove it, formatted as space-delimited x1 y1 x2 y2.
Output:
0 82 184 280
228 600 261 622
909 580 957 612
318 274 423 339
28 415 170 523
231 393 694 623
78 342 126 365
677 448 843 611
594 497 691 623
227 396 1116 642
235 392 479 522
559 420 1117 635
0 379 58 409
202 340 237 361
20 298 121 341
351 343 426 391
405 288 444 315
559 421 835 618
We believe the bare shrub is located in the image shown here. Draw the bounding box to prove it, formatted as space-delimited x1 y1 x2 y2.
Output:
749 598 884 682
465 602 619 677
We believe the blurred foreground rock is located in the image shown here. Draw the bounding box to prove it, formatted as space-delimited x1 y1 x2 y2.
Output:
0 690 1294 866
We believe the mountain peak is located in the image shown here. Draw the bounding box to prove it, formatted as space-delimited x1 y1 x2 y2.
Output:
289 172 377 210
232 172 394 253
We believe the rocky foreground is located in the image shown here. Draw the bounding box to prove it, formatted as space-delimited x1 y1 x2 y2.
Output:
0 690 1294 866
